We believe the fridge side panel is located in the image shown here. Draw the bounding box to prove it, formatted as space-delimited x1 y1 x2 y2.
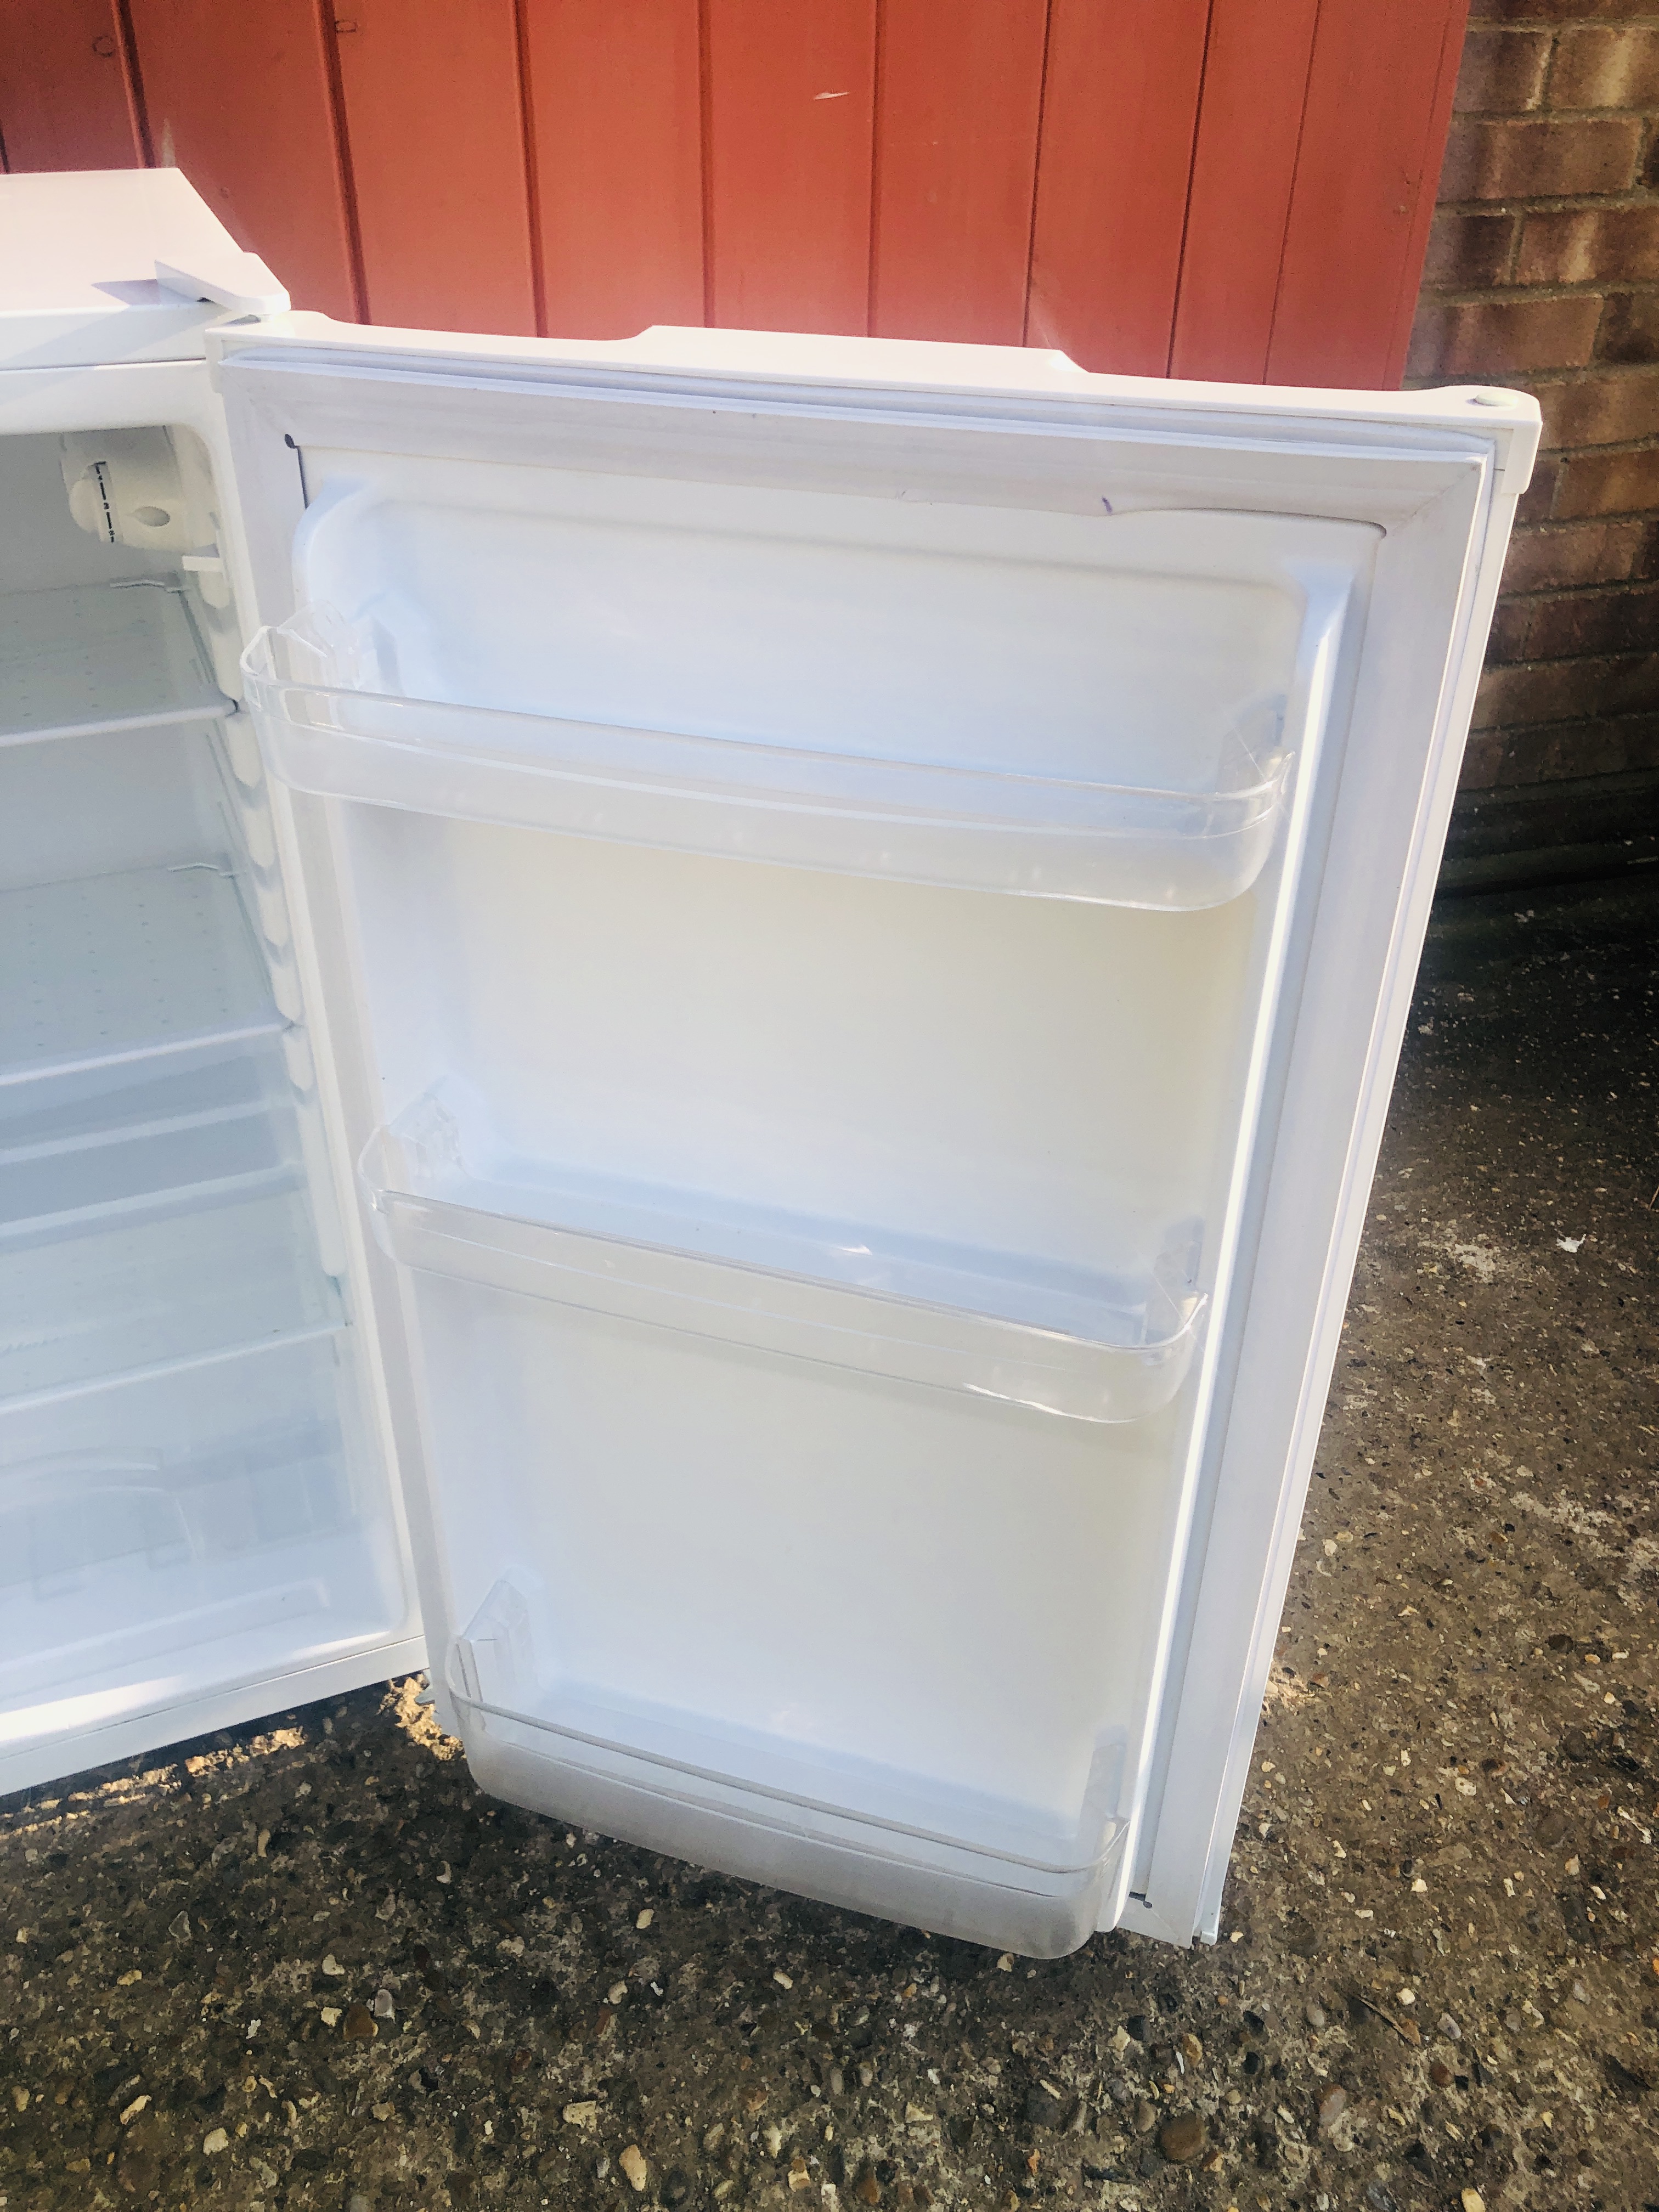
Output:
1121 459 1519 1944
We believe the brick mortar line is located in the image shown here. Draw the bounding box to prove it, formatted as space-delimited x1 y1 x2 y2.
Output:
1496 588 1659 608
1526 442 1658 466
1531 444 1659 461
1474 727 1659 748
1484 638 1659 655
1428 196 1659 218
1504 486 1659 501
1404 373 1659 388
1475 708 1659 719
1503 531 1659 550
1477 743 1659 761
1404 393 1659 410
1484 662 1659 682
1475 744 1659 759
1408 410 1659 465
1466 15 1659 25
1496 579 1659 603
1452 107 1659 121
1453 117 1659 126
1476 707 1659 727
1417 283 1659 303
1405 364 1659 374
1484 658 1659 675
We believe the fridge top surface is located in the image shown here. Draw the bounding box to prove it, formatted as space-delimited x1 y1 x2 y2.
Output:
0 168 286 374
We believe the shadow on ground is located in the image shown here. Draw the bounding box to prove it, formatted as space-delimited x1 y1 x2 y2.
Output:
3 879 1656 2212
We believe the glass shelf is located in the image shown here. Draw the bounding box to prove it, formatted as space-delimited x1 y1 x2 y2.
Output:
0 864 284 1093
0 583 227 747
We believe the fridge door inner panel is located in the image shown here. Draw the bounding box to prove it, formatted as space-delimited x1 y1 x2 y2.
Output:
214 322 1533 1948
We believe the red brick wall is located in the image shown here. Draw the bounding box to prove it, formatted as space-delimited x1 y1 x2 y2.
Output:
1408 2 1659 790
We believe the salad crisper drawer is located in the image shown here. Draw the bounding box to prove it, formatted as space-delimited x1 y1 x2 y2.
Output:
0 1330 404 1772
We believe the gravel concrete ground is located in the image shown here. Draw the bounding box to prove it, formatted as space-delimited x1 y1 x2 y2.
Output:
2 878 1656 2212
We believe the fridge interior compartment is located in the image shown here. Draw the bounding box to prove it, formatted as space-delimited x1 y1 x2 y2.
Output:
244 608 1291 911
0 1331 404 1751
0 417 411 1787
0 1039 300 1249
2 715 241 894
0 862 285 1090
361 1081 1206 1424
0 1176 342 1407
444 1569 1127 1954
0 580 227 746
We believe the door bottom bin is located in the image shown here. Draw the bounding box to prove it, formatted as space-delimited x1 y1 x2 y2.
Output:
449 1574 1128 1958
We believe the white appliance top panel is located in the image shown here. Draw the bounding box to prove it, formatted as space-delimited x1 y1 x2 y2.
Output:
0 168 286 372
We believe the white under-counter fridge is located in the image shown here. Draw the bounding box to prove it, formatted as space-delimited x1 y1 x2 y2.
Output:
0 168 1537 1957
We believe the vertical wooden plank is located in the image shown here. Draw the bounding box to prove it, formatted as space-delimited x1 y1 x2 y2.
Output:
1267 0 1470 388
705 0 877 335
1169 0 1321 384
522 0 703 338
125 0 358 319
0 0 144 172
333 0 537 335
1026 0 1211 376
870 0 1048 346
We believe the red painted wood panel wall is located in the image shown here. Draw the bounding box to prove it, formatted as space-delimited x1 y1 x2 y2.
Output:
0 0 144 173
0 0 1470 389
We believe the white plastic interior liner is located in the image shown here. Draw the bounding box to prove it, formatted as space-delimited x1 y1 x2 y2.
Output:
244 609 1289 910
361 1082 1206 1423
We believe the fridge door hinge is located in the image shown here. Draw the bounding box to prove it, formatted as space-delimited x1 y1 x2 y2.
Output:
156 253 290 321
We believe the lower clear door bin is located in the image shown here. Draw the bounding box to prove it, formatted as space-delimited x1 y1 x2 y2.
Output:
0 1333 404 1777
360 1085 1206 1424
450 1575 1128 1958
245 612 1290 911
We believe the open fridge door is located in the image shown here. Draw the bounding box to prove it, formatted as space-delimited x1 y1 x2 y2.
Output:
213 315 1536 1954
